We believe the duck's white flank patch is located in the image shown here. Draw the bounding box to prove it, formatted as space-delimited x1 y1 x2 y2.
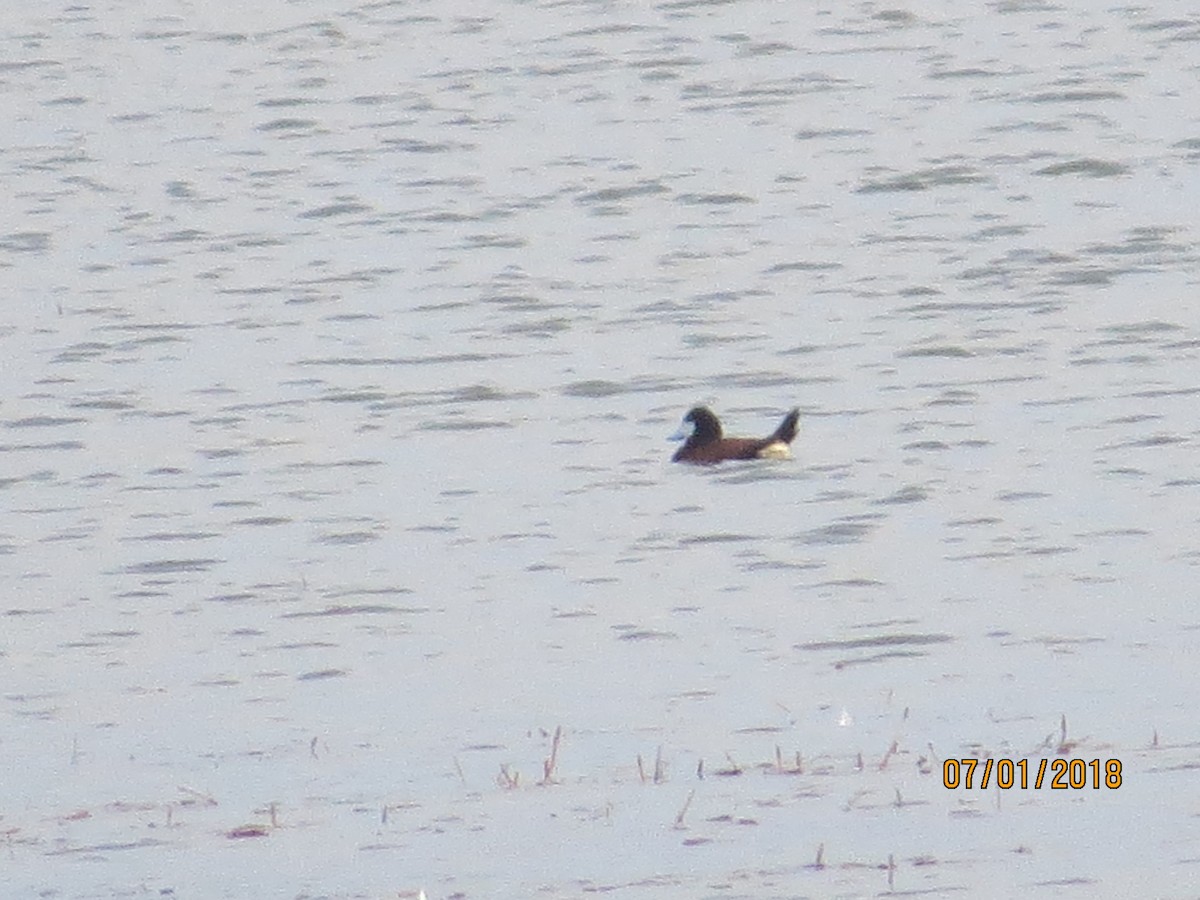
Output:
756 441 791 460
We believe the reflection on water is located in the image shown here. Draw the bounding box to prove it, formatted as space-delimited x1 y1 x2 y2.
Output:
3 1 1200 897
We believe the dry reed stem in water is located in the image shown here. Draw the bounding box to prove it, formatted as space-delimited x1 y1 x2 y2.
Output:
673 789 695 829
540 725 562 785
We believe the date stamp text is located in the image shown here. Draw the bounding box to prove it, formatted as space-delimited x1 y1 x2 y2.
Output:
943 757 1122 790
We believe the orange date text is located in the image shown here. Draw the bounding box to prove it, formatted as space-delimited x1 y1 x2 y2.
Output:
942 757 1122 790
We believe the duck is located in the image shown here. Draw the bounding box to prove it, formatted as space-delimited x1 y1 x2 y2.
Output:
669 406 800 464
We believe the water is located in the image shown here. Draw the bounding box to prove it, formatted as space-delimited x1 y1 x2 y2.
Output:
3 1 1200 897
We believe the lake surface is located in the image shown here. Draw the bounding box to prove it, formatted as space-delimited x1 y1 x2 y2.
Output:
3 1 1200 897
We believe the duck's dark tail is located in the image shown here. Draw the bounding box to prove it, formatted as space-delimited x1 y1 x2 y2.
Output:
772 408 800 444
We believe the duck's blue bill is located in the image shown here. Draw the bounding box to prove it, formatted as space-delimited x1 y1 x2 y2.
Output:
667 420 693 442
